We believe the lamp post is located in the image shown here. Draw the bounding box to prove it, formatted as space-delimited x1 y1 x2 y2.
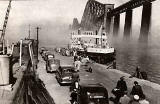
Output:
36 27 40 61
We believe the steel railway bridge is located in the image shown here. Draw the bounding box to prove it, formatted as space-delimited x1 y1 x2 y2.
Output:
72 0 157 42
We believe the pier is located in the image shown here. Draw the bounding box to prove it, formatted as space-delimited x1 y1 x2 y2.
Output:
37 48 160 104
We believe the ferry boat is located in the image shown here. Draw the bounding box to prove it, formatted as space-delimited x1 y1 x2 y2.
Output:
70 25 116 64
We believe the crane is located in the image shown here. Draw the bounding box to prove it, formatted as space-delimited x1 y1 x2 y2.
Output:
0 0 12 54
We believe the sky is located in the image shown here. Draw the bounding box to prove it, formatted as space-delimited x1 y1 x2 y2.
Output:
0 0 159 46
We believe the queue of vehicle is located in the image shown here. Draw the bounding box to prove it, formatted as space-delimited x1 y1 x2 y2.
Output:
40 47 110 104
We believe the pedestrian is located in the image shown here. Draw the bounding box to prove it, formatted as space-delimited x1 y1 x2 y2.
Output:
74 58 81 72
129 66 148 80
139 95 149 104
114 76 128 103
128 95 140 104
110 88 121 104
81 55 89 65
74 55 78 62
130 81 145 99
70 74 79 92
70 88 78 104
113 60 116 69
73 50 77 57
129 66 142 79
119 92 130 104
116 76 127 93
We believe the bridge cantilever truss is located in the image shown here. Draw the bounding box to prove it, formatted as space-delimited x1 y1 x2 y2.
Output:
80 0 105 31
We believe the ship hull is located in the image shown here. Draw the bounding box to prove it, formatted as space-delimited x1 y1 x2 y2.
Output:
77 50 116 64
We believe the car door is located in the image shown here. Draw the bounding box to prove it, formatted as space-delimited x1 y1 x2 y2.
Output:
56 67 62 82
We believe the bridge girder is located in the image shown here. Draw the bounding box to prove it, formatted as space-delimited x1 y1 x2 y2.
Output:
108 0 156 16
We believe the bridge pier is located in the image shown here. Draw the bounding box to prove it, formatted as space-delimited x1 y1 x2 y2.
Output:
113 14 120 36
124 9 132 38
105 16 112 34
139 2 152 42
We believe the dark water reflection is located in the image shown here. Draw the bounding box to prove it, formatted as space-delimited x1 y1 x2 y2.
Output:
109 37 160 85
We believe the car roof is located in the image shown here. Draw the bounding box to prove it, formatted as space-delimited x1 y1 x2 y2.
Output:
61 65 74 68
79 83 108 93
79 83 104 88
60 65 74 70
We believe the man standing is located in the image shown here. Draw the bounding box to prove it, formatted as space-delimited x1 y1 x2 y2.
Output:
74 58 81 72
112 76 128 103
116 76 127 94
130 81 145 99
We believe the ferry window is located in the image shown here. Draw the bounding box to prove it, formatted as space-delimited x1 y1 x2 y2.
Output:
103 33 105 36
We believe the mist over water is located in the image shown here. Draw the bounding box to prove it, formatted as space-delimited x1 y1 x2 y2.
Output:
104 0 160 84
108 35 160 84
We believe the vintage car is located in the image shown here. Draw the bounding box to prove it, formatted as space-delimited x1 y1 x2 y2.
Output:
55 65 78 85
75 83 109 104
39 47 47 55
43 52 54 61
46 59 60 73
